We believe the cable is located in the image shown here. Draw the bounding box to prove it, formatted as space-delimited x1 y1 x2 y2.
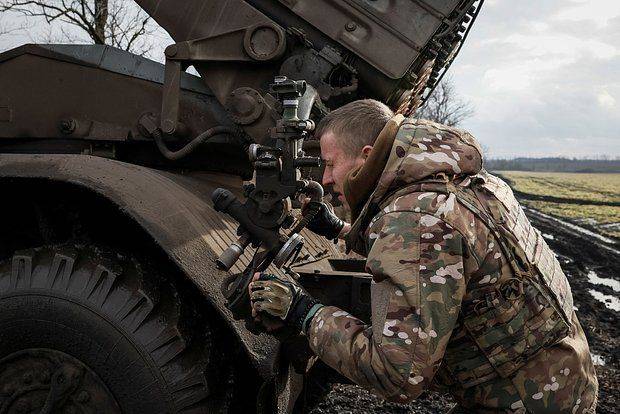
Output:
152 126 237 161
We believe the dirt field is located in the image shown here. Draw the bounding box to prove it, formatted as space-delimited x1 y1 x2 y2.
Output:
311 172 620 413
497 171 620 238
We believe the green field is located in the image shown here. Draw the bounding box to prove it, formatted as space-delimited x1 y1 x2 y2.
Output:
495 171 620 238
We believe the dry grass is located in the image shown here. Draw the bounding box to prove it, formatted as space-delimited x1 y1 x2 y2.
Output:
497 171 619 203
496 171 620 238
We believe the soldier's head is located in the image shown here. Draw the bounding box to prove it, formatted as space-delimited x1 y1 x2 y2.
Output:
316 99 393 206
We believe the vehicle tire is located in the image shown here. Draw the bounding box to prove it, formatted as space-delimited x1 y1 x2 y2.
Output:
0 244 236 413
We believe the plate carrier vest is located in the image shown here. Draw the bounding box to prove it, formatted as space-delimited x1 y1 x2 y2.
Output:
379 171 574 388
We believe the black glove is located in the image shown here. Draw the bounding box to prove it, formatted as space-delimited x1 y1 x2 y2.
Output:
304 201 345 240
249 273 322 336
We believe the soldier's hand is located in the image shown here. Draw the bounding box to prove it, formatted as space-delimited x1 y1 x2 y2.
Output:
301 199 345 240
249 272 321 337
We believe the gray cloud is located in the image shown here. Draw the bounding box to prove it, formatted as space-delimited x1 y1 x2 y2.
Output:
451 0 620 158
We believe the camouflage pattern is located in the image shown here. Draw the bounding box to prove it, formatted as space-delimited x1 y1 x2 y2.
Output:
250 274 295 320
308 119 598 412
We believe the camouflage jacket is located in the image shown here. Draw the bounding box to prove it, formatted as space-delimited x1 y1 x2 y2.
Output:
307 118 598 413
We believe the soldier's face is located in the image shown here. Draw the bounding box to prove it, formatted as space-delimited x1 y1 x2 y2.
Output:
320 131 366 207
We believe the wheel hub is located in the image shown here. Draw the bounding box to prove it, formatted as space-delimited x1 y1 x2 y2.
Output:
0 349 120 413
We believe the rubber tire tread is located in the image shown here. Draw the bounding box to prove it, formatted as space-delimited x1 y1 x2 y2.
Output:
0 244 232 413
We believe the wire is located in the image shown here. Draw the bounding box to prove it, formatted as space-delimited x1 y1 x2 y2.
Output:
152 126 237 161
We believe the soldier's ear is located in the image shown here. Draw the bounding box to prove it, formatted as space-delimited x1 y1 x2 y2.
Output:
361 145 373 159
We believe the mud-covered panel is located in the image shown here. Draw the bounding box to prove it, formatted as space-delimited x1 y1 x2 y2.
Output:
0 154 342 377
0 45 224 142
349 0 446 46
278 0 462 78
0 153 339 279
0 44 253 176
136 0 272 41
278 0 417 78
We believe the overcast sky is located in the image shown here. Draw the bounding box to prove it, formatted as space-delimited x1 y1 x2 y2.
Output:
1 0 618 158
450 0 619 158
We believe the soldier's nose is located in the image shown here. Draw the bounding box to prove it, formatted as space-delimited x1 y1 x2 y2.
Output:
322 171 333 187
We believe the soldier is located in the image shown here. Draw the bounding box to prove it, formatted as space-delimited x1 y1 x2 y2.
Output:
249 100 598 413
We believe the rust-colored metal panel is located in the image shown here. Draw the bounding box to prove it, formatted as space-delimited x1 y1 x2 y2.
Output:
347 0 452 46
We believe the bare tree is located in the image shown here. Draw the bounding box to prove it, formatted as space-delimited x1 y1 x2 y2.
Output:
0 15 28 36
0 21 10 36
416 76 474 127
0 0 154 56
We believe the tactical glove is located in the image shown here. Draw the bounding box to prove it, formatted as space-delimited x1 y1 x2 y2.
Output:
304 201 345 240
249 273 323 336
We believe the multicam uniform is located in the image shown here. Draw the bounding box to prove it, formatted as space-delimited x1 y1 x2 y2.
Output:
307 118 598 413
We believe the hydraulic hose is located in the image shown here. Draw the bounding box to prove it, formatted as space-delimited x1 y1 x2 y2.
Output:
152 125 237 161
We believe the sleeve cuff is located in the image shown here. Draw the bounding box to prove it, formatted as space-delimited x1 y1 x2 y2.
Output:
302 303 324 335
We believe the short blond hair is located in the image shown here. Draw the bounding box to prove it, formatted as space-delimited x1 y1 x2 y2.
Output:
315 99 393 156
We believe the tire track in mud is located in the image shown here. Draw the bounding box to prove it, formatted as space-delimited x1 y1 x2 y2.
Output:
524 207 620 256
513 190 620 207
522 208 618 414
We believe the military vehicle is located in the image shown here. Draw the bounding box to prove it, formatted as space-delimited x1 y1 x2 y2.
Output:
0 0 482 412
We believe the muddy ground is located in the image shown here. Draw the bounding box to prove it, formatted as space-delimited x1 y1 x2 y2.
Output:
311 208 619 414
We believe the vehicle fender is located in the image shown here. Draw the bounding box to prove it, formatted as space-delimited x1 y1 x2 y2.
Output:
0 154 288 377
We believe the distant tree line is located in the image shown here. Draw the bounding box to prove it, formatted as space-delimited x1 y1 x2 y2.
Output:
486 157 620 173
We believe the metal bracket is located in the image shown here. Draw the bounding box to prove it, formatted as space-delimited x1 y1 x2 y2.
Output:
160 23 287 135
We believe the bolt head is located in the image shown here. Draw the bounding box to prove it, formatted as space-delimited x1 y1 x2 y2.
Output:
165 44 178 57
59 118 76 134
76 390 90 403
345 21 357 31
22 373 33 384
161 119 175 135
